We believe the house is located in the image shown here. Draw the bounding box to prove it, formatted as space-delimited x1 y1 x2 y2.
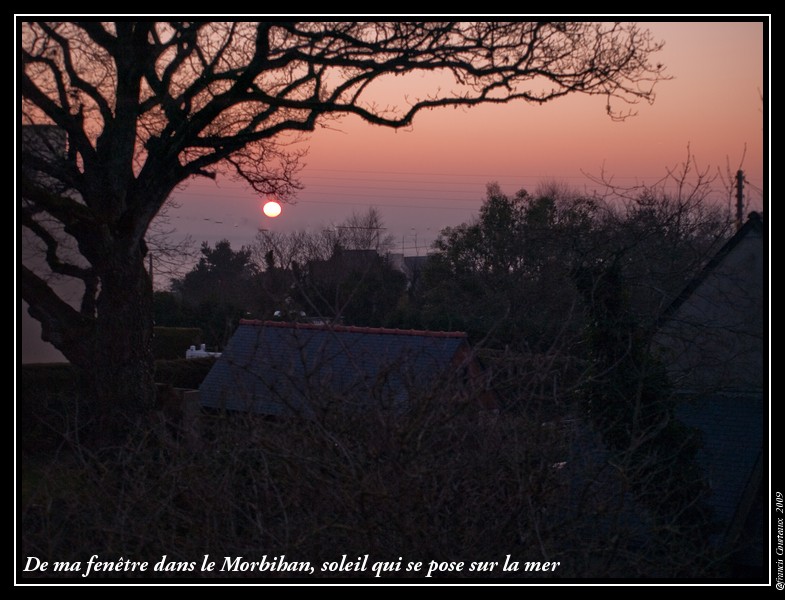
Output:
308 248 379 284
199 320 496 418
654 212 765 577
388 253 431 289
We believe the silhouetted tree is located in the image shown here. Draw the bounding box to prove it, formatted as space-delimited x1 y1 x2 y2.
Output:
419 184 599 349
173 240 256 307
294 249 408 326
167 240 256 346
585 148 732 323
20 20 667 445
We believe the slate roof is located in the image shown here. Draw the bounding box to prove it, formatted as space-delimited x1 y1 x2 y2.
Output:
654 212 764 394
199 320 470 417
656 212 766 568
675 392 764 547
657 212 763 325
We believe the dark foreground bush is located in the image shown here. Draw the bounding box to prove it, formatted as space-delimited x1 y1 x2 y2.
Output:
154 357 216 389
20 363 80 455
20 359 215 456
153 327 203 360
19 388 723 581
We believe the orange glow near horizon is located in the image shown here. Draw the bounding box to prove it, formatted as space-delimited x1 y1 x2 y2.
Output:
169 20 766 250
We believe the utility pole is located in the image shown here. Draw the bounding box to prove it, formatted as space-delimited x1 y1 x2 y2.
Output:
149 252 154 289
735 170 745 231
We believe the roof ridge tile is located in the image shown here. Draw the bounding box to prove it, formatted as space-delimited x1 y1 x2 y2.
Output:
239 319 467 339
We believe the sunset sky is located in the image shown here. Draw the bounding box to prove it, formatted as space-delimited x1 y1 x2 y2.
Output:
20 19 768 363
168 20 766 254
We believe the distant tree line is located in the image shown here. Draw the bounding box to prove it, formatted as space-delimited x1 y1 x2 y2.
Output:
155 208 406 349
157 179 729 358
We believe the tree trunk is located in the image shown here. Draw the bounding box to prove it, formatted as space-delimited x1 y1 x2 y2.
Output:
83 253 156 450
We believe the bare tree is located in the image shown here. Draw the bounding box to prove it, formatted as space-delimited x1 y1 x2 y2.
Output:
334 207 396 254
584 148 733 322
20 21 667 445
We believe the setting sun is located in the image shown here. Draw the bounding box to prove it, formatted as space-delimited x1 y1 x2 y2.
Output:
262 200 282 218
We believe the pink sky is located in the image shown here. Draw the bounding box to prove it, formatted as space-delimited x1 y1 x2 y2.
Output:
169 20 765 254
21 19 768 363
